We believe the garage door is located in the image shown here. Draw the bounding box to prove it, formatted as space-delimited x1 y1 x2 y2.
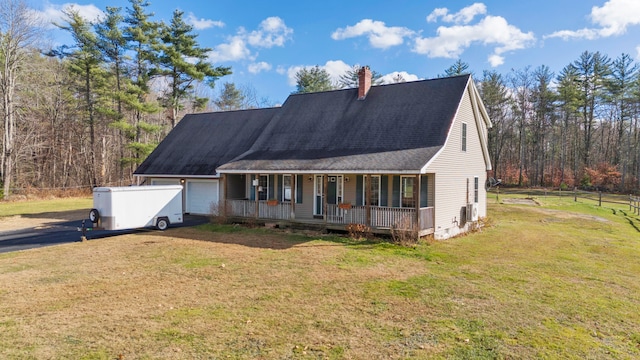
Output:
186 180 219 215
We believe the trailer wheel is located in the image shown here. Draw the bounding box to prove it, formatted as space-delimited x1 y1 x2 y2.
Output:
156 217 169 231
89 209 100 223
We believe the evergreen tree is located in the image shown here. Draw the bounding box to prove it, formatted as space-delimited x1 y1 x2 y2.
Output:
479 70 510 180
607 53 638 188
58 9 109 187
556 65 581 186
122 0 162 167
214 82 245 111
156 9 231 127
95 6 129 182
293 66 334 94
571 51 611 169
443 59 472 77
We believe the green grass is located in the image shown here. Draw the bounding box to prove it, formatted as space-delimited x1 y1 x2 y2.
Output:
0 197 91 217
0 195 639 358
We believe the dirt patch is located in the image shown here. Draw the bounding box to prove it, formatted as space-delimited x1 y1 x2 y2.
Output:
502 198 540 205
527 207 609 223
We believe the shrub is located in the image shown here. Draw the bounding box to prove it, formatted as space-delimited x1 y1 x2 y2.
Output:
346 223 371 240
390 216 418 246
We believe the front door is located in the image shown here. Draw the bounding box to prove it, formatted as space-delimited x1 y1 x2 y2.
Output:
327 175 343 205
314 175 344 216
314 175 324 216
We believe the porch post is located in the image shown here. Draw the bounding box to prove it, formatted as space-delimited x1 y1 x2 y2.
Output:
323 174 329 223
255 175 259 219
222 173 227 217
291 174 296 219
366 174 371 227
415 174 421 231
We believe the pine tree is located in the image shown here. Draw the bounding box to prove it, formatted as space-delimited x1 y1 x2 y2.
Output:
122 0 162 167
293 66 334 94
214 82 245 111
156 9 231 127
58 9 109 187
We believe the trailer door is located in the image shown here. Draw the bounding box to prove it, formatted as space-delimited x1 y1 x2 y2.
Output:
186 180 219 215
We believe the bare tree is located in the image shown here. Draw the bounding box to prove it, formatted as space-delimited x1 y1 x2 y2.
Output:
0 0 42 198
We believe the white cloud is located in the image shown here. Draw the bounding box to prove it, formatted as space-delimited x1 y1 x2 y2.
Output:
285 60 352 86
208 17 292 64
413 14 534 67
247 17 293 48
426 3 487 24
186 12 224 30
248 61 272 74
636 45 640 60
208 35 252 63
379 71 421 84
487 54 504 67
34 2 104 27
331 19 414 49
545 0 640 40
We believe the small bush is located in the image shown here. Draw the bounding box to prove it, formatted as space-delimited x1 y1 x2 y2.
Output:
346 223 372 240
390 216 418 246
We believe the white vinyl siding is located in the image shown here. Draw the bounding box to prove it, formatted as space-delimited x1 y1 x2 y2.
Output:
425 85 489 239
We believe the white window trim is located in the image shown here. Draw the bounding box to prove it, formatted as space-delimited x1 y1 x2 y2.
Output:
474 176 479 204
258 174 269 200
400 175 415 208
362 175 381 206
282 174 292 202
462 122 468 152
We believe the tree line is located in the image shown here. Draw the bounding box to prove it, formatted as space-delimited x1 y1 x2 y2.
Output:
0 0 638 199
476 53 639 193
0 0 238 198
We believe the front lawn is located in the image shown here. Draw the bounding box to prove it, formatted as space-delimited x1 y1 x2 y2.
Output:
0 196 638 359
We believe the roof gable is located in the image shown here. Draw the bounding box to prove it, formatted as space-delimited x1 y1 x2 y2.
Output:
220 75 471 172
134 108 277 176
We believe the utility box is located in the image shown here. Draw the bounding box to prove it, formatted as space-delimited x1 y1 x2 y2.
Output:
89 185 183 231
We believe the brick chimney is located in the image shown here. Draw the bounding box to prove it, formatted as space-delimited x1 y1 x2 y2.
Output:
358 66 372 100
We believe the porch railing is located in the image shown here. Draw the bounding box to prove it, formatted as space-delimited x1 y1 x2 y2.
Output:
327 204 434 231
225 200 433 231
226 199 291 220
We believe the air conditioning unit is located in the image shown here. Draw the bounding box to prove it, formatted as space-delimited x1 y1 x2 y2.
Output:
466 203 479 222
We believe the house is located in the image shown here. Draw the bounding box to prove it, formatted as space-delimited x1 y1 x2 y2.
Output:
134 67 492 239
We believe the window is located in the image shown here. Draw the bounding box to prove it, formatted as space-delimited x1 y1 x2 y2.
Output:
462 122 467 152
401 176 415 208
362 175 381 206
474 176 479 203
258 174 269 200
282 174 292 202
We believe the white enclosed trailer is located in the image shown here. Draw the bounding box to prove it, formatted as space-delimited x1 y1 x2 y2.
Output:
89 185 183 230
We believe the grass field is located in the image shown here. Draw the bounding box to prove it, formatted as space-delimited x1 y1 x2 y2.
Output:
0 195 639 359
0 197 92 217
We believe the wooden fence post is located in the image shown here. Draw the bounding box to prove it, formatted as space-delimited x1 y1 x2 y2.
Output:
574 187 577 202
598 191 602 207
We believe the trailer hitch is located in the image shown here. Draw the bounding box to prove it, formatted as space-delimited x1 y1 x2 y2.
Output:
77 219 103 241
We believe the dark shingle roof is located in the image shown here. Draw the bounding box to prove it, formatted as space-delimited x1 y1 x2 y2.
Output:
219 75 470 172
134 108 277 176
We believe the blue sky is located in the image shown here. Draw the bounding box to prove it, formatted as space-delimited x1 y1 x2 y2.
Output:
32 0 640 105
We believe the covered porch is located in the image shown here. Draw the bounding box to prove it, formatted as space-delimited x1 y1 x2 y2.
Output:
220 173 435 236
